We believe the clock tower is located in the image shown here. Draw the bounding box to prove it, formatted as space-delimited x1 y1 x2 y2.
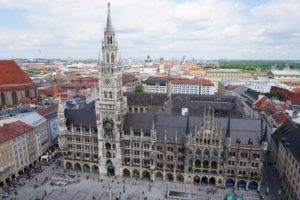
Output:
96 3 127 176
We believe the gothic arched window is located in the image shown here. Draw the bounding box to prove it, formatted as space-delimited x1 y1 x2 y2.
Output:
109 92 112 98
196 149 201 156
104 91 107 98
213 150 218 157
12 91 17 105
111 53 114 63
204 149 209 157
110 36 113 44
106 53 110 63
1 92 5 105
25 90 30 97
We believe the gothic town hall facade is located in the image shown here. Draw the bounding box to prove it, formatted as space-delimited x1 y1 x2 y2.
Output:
58 4 267 191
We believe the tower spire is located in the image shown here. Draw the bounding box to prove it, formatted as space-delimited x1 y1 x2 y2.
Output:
226 115 231 138
106 2 113 32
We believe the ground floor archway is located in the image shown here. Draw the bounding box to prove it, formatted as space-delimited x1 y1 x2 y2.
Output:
155 172 163 181
107 166 115 176
132 169 140 178
249 181 258 189
166 173 174 182
74 163 82 171
92 165 98 173
176 174 184 182
193 176 200 184
209 177 216 185
226 179 235 187
237 180 246 188
66 162 73 170
142 171 150 180
201 176 208 185
123 169 131 177
83 164 90 172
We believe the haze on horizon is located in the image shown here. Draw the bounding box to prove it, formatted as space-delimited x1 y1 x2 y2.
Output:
0 0 300 60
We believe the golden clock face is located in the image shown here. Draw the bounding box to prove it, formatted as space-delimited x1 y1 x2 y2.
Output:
105 79 110 84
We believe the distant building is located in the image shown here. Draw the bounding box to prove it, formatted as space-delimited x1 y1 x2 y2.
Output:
122 74 139 92
0 60 38 105
270 86 300 105
142 77 167 93
218 80 289 95
171 79 214 95
269 70 300 81
198 69 255 90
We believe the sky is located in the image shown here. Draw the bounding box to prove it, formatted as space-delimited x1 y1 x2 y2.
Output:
0 0 300 60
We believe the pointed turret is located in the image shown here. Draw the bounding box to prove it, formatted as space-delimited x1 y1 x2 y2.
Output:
226 116 231 138
105 2 114 32
261 124 268 144
167 69 172 100
185 109 190 135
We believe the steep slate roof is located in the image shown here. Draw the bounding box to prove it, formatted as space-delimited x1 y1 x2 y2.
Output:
170 94 245 117
124 113 262 144
124 92 167 107
242 88 261 102
123 113 156 132
65 101 96 129
143 77 166 86
271 120 300 147
281 126 300 163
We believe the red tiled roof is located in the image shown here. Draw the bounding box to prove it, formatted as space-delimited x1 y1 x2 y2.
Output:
0 60 33 85
171 79 214 86
271 111 290 125
279 103 292 110
17 97 40 105
252 96 268 109
37 106 57 116
225 85 240 91
0 121 33 142
122 76 138 83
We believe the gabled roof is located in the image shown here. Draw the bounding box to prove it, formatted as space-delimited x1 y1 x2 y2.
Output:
0 60 33 85
0 120 33 142
37 106 57 119
171 79 214 86
271 111 290 125
123 112 156 132
124 92 167 107
271 120 299 147
281 126 300 163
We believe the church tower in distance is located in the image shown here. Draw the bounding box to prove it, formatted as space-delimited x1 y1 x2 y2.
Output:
96 3 127 176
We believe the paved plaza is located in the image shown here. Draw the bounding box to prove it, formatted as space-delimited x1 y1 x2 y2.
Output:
6 161 266 200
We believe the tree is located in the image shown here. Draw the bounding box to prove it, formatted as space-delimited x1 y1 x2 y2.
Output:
134 84 144 93
264 91 283 100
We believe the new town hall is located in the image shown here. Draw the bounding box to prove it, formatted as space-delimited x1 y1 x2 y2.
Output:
58 3 267 191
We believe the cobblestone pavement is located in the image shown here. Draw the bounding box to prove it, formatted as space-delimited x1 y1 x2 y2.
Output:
11 162 264 200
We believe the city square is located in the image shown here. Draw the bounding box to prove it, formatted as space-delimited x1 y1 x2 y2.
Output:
7 161 265 200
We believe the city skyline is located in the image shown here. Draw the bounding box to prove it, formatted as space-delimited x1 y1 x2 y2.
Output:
0 0 300 60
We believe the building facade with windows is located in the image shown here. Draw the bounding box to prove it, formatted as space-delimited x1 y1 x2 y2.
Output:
171 79 214 95
58 4 267 191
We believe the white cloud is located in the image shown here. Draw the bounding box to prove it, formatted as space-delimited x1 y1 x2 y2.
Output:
0 0 299 59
